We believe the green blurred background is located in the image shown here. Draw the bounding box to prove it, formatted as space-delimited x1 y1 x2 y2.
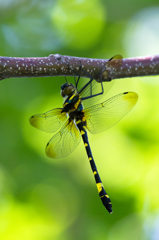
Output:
0 0 159 239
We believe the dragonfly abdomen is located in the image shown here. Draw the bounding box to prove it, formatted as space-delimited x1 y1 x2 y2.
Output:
76 120 113 214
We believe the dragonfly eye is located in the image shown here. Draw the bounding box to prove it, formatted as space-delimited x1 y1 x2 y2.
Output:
61 90 65 97
60 84 75 97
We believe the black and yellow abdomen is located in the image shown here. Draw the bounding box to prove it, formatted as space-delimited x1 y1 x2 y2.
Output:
76 119 112 213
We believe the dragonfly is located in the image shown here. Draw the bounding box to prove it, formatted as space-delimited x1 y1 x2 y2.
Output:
29 55 138 213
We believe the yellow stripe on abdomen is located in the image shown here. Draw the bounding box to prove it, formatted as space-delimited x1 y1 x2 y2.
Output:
96 183 103 193
80 130 85 135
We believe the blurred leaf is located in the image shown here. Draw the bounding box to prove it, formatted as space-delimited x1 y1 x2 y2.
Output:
51 0 105 50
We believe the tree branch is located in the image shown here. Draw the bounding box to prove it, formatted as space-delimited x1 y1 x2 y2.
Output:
0 53 159 81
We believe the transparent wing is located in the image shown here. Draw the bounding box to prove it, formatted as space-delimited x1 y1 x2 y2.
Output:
29 108 67 133
79 79 114 109
78 55 123 109
46 119 81 159
84 92 138 134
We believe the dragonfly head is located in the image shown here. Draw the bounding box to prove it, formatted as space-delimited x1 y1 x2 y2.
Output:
61 83 76 97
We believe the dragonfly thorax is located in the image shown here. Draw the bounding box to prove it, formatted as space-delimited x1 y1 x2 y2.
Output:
60 82 83 115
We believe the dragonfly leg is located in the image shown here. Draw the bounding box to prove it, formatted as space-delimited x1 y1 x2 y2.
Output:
78 66 104 99
66 60 105 101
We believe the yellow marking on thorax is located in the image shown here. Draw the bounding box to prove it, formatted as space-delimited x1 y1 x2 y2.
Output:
96 183 103 193
84 143 88 147
69 93 76 100
89 157 92 161
82 116 86 122
93 171 97 175
74 99 81 110
63 102 68 107
76 120 81 124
